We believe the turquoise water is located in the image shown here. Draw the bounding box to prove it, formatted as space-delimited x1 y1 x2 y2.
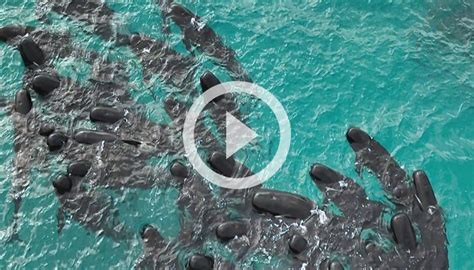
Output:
1 0 473 269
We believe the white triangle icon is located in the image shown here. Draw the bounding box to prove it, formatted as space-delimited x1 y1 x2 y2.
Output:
225 112 258 159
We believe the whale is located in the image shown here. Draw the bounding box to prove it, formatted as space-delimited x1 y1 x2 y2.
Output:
52 175 133 241
158 0 252 82
136 224 236 269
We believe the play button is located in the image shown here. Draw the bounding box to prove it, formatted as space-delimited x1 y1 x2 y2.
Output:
225 112 258 159
183 81 291 189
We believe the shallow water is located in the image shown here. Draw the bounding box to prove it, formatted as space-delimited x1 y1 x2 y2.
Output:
1 0 473 269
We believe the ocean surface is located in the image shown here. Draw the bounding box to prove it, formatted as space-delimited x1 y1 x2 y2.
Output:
0 0 473 269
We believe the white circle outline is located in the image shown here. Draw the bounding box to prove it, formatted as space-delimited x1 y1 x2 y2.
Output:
183 81 291 189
